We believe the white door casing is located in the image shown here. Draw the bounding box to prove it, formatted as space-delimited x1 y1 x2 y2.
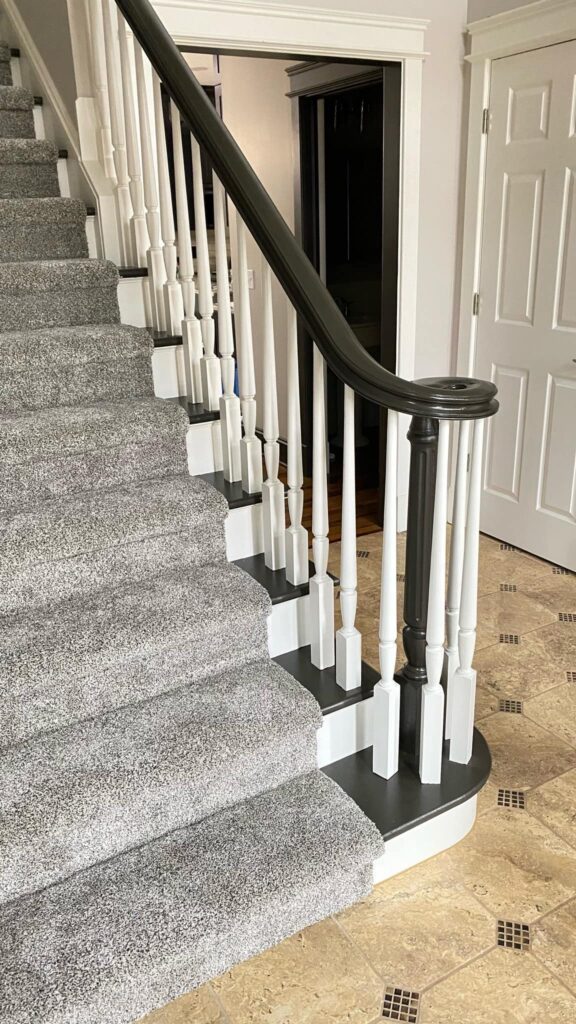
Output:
476 41 576 569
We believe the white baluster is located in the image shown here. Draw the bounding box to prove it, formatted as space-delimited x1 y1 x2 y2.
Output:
101 0 134 265
117 14 148 265
336 386 361 689
171 100 203 402
445 420 471 739
234 215 262 494
373 409 401 779
310 345 334 669
261 263 286 570
420 418 450 784
450 419 485 764
285 303 309 586
134 43 167 332
153 75 183 335
214 174 241 481
87 0 115 181
191 137 220 411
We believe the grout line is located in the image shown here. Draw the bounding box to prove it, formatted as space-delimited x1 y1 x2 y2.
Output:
207 981 235 1023
418 942 498 996
524 805 576 854
529 950 576 1002
331 913 388 985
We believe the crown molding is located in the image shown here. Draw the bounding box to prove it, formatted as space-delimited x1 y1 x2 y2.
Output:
466 0 576 61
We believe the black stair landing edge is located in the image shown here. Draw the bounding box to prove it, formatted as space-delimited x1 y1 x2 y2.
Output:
10 48 20 58
118 266 149 278
275 645 378 715
58 149 68 159
199 470 263 509
323 729 491 843
176 395 219 424
152 329 183 348
236 554 338 606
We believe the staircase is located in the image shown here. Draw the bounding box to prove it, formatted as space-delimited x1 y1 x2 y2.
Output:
0 8 498 1024
0 36 382 1024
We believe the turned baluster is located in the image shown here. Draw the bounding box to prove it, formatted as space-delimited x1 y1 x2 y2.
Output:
117 14 149 266
171 100 203 402
87 0 115 181
261 263 286 570
310 345 334 670
336 385 361 689
213 174 241 482
233 214 262 494
373 409 401 778
285 303 309 586
445 419 471 739
153 75 184 335
450 419 485 764
190 136 220 411
101 0 134 265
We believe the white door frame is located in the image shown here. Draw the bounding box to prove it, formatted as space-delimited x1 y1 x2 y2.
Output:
457 0 576 381
152 0 429 527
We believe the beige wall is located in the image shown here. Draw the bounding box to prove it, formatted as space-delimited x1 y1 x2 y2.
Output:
468 0 530 21
220 55 296 438
11 0 78 125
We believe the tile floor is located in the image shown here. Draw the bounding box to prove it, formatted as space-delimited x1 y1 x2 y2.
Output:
139 532 576 1024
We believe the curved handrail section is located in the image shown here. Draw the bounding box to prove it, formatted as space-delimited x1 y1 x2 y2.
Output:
115 0 497 420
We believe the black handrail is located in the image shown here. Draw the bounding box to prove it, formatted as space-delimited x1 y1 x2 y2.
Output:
115 0 497 421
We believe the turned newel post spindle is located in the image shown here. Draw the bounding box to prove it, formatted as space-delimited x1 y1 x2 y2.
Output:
285 303 309 586
398 416 438 763
450 418 485 764
445 419 471 739
310 344 334 670
261 263 286 570
420 418 450 784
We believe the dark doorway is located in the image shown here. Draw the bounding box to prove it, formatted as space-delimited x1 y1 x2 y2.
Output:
297 65 401 527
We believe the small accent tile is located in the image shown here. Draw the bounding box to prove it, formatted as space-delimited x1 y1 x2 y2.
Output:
500 543 517 551
567 671 576 684
499 583 518 593
499 633 520 645
396 573 405 582
497 920 531 951
553 566 574 575
382 987 420 1023
559 612 576 623
499 698 523 714
357 550 370 560
497 788 526 809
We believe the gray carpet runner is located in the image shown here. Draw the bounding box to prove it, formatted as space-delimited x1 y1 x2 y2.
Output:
0 40 381 1024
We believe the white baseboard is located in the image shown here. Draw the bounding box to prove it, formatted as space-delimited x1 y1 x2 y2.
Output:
316 695 373 768
225 504 264 561
267 594 310 657
373 794 477 883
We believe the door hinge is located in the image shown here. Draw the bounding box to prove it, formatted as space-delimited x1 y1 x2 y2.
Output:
482 108 490 134
473 292 480 316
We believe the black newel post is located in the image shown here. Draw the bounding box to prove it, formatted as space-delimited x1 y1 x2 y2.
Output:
397 416 439 765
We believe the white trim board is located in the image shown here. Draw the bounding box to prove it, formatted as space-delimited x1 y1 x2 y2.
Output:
373 795 477 883
458 0 576 384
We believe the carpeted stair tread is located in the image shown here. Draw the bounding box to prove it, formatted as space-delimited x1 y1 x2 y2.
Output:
0 474 228 613
0 198 88 261
0 258 119 331
0 323 154 412
0 771 383 1024
0 138 59 197
0 563 271 749
0 86 34 138
0 659 322 902
0 396 189 511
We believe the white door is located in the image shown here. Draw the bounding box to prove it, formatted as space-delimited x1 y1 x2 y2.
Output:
475 40 576 570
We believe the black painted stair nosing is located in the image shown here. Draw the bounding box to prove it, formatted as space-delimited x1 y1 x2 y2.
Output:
323 730 491 843
58 148 68 159
176 396 220 424
198 470 263 509
33 95 43 106
235 554 337 607
118 266 149 278
10 48 20 58
152 330 183 348
275 645 377 715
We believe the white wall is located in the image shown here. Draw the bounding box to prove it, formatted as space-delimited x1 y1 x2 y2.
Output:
219 55 296 439
468 0 531 21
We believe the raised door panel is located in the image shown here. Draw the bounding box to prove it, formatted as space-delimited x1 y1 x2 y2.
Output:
496 172 543 325
538 374 576 523
506 81 551 143
484 364 528 502
554 167 576 331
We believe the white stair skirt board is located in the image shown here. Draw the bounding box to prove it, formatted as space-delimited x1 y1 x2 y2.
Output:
85 214 100 260
373 795 477 884
57 156 71 198
152 345 188 399
225 504 264 562
32 103 45 140
316 696 373 769
267 595 311 658
10 53 22 86
186 421 217 476
118 276 148 327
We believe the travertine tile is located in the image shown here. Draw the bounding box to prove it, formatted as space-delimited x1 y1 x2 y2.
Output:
212 918 383 1024
337 867 494 991
477 537 553 590
533 898 576 995
524 684 576 750
136 986 228 1024
420 947 576 1023
477 780 499 816
475 590 557 650
478 714 576 789
443 809 576 922
474 630 568 712
528 769 576 850
520 573 576 615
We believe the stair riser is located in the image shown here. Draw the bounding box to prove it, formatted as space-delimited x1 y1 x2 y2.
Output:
0 284 119 332
0 441 184 513
0 109 34 137
0 529 227 615
0 357 153 413
0 221 88 262
0 63 11 86
0 162 59 198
